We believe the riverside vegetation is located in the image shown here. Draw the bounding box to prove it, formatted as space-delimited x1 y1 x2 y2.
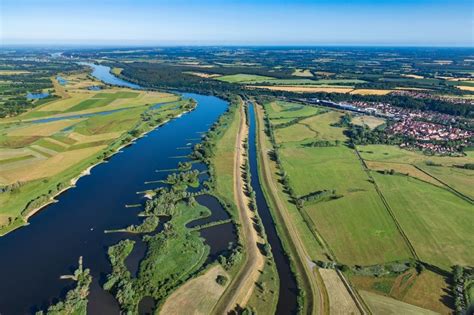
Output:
0 69 191 235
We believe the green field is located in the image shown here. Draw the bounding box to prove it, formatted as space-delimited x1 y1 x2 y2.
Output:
359 144 474 200
216 73 365 86
280 145 411 265
216 74 276 83
373 172 474 269
264 100 411 265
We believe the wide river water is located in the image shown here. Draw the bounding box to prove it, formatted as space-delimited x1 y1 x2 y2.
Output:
0 63 298 315
0 64 230 314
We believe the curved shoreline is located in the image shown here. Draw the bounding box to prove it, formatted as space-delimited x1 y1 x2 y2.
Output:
1 105 195 237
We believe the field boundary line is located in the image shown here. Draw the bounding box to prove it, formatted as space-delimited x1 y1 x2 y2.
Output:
354 148 420 261
412 165 473 204
335 269 371 315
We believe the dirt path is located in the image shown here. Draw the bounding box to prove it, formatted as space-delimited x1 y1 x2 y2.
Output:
213 102 264 314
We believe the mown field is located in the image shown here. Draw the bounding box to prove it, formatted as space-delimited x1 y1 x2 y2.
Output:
359 144 474 200
0 71 187 234
372 172 473 269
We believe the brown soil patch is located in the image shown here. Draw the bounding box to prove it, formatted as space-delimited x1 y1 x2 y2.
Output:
160 265 229 315
319 269 360 314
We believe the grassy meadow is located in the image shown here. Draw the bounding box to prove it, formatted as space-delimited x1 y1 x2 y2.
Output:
265 100 411 265
373 172 474 269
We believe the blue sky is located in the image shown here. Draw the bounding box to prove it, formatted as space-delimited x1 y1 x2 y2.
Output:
1 0 473 46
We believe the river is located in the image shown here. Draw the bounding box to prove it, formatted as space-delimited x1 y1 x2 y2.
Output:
0 64 231 314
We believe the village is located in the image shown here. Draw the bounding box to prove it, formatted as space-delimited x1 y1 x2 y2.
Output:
292 97 473 155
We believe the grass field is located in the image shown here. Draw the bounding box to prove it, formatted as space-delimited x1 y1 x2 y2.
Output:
246 260 279 314
216 74 275 83
373 172 473 269
359 144 474 199
212 101 241 209
280 145 411 265
361 290 438 315
259 97 470 313
265 101 411 265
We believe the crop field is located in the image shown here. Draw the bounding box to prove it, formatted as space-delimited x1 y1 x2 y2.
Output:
319 269 360 314
265 101 411 265
373 172 473 269
360 290 438 315
216 74 276 83
351 269 451 314
160 265 230 315
253 85 395 95
359 145 474 200
0 70 187 234
349 89 393 95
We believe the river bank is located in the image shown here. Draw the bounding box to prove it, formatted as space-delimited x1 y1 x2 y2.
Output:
0 64 230 313
0 99 194 237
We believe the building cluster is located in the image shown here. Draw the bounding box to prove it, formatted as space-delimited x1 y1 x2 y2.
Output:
295 96 473 155
343 100 473 154
392 119 472 154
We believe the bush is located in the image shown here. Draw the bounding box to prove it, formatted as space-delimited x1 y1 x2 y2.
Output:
216 274 228 286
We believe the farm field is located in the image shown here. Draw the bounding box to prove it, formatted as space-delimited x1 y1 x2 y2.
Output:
0 70 189 235
360 290 438 315
358 144 474 200
351 269 451 314
160 265 230 315
319 269 360 314
217 73 365 86
265 100 411 265
253 85 394 95
372 172 474 269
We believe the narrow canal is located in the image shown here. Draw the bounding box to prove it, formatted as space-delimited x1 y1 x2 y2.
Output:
247 103 298 314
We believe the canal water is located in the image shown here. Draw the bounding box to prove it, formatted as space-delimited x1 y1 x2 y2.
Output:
247 103 298 314
0 64 232 314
